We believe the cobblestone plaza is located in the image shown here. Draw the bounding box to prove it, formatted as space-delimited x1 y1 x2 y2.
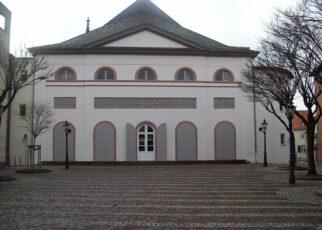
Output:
1 164 322 229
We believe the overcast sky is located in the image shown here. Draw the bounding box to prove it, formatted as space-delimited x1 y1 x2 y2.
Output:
1 0 305 108
3 0 297 52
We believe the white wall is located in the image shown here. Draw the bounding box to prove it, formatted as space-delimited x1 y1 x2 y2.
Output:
34 54 289 163
9 82 33 165
104 31 187 48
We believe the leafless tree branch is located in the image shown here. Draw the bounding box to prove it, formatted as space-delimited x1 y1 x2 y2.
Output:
20 102 53 145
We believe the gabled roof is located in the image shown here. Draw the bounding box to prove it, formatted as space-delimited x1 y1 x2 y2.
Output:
29 0 257 57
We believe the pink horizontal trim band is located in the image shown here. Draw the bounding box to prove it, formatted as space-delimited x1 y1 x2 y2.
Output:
47 80 242 84
46 85 241 88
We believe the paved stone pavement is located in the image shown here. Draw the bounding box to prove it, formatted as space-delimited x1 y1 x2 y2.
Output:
1 164 322 229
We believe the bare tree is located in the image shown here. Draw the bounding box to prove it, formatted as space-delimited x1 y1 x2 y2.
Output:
243 64 297 130
0 49 52 126
20 102 53 145
243 0 322 175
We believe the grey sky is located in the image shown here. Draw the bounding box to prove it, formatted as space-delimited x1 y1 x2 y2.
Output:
3 0 297 52
1 0 304 108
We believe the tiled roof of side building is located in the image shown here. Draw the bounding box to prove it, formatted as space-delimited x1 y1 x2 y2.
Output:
292 110 308 131
29 0 258 57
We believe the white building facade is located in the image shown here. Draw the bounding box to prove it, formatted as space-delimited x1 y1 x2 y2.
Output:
28 0 289 163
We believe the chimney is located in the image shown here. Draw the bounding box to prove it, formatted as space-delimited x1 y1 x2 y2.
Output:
86 17 90 33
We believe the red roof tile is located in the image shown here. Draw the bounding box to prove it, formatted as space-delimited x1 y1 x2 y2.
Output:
292 110 308 130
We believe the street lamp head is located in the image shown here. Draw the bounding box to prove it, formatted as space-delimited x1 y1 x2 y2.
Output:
261 119 268 131
285 104 296 118
63 121 71 133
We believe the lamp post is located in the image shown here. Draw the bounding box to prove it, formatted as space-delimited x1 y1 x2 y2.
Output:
259 119 268 167
285 103 296 184
63 121 71 169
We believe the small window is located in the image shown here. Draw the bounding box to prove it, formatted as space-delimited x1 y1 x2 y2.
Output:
136 67 156 81
95 67 115 80
21 71 28 82
279 103 284 112
176 68 195 81
215 69 234 81
280 133 285 146
0 15 5 30
55 67 76 81
19 104 27 116
297 145 306 153
301 132 306 139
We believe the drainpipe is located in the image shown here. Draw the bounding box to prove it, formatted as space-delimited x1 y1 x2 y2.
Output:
31 70 35 145
253 77 258 164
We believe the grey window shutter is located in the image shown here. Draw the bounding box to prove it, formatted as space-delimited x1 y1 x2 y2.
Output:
126 123 137 161
156 123 167 161
176 122 197 161
54 122 75 161
94 122 116 161
215 122 236 160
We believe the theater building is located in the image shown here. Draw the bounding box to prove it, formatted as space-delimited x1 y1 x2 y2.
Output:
28 0 289 163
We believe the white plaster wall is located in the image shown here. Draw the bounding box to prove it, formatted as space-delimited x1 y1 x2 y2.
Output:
255 103 289 164
47 55 245 82
35 54 290 163
9 83 33 165
104 31 187 48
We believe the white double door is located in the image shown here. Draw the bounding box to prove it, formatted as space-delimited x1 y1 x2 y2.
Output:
137 124 155 161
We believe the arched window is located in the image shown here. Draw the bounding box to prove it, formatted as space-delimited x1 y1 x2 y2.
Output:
53 121 76 161
214 69 234 81
175 68 196 81
215 121 236 160
176 121 198 161
136 67 157 81
55 67 76 81
95 67 116 80
93 121 116 161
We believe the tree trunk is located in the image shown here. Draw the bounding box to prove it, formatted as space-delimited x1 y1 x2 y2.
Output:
0 106 2 145
290 129 296 164
306 125 317 175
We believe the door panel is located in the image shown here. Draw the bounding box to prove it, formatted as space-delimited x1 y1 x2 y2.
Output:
137 124 155 161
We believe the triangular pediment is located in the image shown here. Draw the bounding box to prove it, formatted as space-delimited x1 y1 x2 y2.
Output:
103 30 188 48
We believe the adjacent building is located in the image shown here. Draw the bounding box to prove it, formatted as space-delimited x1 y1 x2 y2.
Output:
292 110 308 161
0 2 11 164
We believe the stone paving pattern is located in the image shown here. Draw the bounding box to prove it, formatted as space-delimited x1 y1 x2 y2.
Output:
1 164 322 229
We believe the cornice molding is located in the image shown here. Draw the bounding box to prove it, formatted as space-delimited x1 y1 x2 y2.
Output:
30 47 258 58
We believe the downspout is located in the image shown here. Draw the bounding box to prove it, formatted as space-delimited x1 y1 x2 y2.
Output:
252 65 258 164
31 70 35 145
253 87 257 163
